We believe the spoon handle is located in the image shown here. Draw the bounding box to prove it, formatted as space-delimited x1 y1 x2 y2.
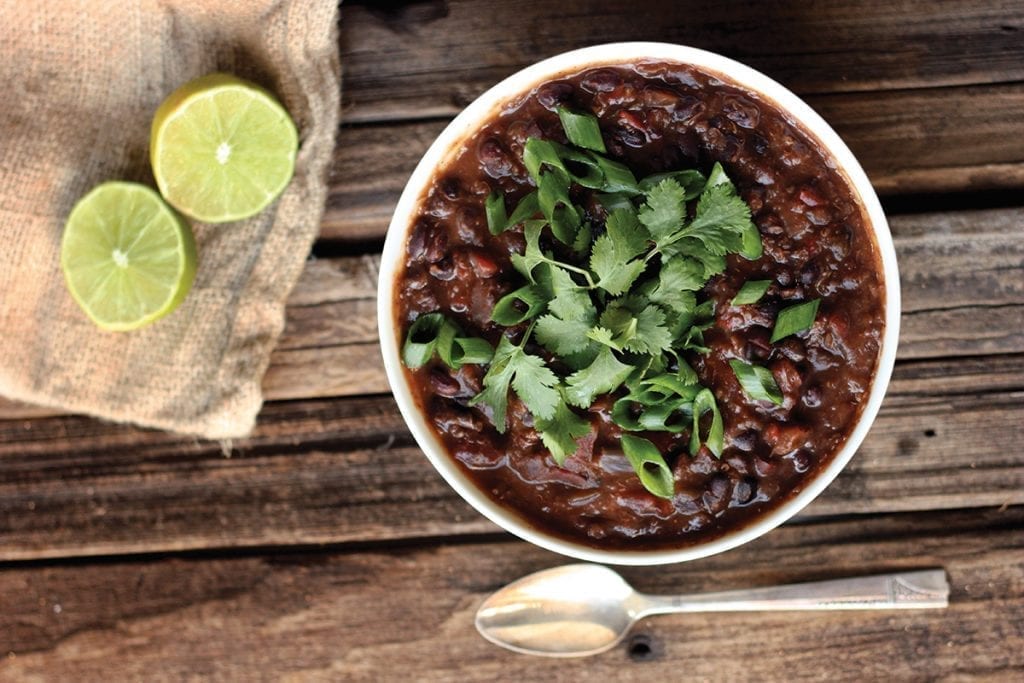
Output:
637 569 949 616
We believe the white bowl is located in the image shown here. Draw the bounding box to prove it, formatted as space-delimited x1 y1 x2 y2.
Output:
377 42 900 565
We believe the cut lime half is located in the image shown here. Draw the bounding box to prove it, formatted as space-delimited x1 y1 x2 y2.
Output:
150 73 299 223
61 181 197 331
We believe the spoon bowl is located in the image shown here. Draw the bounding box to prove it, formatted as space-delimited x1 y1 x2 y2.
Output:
476 564 950 657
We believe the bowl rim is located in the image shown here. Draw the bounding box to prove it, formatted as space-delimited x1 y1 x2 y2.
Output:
377 41 901 566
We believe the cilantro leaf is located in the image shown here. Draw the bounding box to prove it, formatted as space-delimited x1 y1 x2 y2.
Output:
662 236 727 279
683 183 751 254
590 236 646 295
606 207 650 253
564 346 634 408
626 305 673 355
590 207 650 295
545 266 594 321
535 396 593 466
509 350 561 421
468 336 519 432
469 336 559 430
536 314 594 356
638 178 687 242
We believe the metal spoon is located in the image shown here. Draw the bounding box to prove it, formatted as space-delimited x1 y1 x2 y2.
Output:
475 564 949 657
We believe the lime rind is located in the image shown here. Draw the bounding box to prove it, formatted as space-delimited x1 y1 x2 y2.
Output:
61 181 197 332
150 74 299 224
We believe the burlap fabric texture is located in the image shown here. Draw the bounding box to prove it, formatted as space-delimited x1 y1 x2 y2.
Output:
0 1 341 438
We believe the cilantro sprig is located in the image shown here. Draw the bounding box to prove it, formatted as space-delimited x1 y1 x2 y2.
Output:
402 107 793 499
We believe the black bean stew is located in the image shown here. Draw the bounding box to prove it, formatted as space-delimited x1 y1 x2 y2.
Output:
394 62 884 550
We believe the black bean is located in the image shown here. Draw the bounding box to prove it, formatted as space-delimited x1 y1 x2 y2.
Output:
430 369 461 398
407 221 430 260
723 95 760 129
439 176 461 200
731 429 759 452
732 477 757 505
536 82 574 108
477 138 515 178
802 385 823 408
702 474 731 514
424 226 448 263
581 69 622 93
428 258 456 281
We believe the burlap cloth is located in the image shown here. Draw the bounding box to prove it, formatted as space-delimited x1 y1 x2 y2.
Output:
0 1 341 438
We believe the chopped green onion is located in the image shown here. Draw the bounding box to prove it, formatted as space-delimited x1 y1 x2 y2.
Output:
739 221 763 260
402 313 445 368
729 359 784 405
705 161 731 188
770 299 821 343
620 435 675 499
690 388 724 457
595 192 634 212
491 285 547 325
592 154 640 194
505 191 540 228
732 279 772 306
639 169 706 199
404 313 493 369
537 171 580 244
451 337 495 366
485 191 508 235
556 106 606 153
523 138 568 184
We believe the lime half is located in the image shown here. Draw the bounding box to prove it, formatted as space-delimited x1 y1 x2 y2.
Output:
61 181 197 331
150 73 299 223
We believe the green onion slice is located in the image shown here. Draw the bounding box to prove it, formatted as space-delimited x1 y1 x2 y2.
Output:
729 359 784 406
620 435 675 499
690 388 724 457
491 285 547 325
556 106 606 153
485 191 507 235
732 279 772 306
770 299 821 343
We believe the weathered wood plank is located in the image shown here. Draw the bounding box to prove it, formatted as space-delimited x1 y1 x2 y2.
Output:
339 0 1024 123
2 207 1022 417
323 84 1024 241
269 206 1024 399
0 354 1021 560
1 507 1022 681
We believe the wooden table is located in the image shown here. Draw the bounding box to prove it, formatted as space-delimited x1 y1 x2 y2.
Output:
3 1 1023 679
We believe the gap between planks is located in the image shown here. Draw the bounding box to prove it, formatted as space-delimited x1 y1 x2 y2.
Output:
338 0 1024 122
0 506 1021 680
1 206 1022 420
0 353 1021 561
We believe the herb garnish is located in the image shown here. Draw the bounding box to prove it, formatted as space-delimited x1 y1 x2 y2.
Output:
732 279 772 306
403 108 782 499
729 359 784 406
770 299 821 343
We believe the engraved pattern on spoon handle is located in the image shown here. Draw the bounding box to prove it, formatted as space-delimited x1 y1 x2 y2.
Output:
635 569 949 617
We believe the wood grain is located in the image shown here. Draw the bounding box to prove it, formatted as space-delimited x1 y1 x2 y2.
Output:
265 206 1024 399
1 506 1022 681
323 83 1024 242
1 208 1021 418
339 0 1024 123
0 353 1021 561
